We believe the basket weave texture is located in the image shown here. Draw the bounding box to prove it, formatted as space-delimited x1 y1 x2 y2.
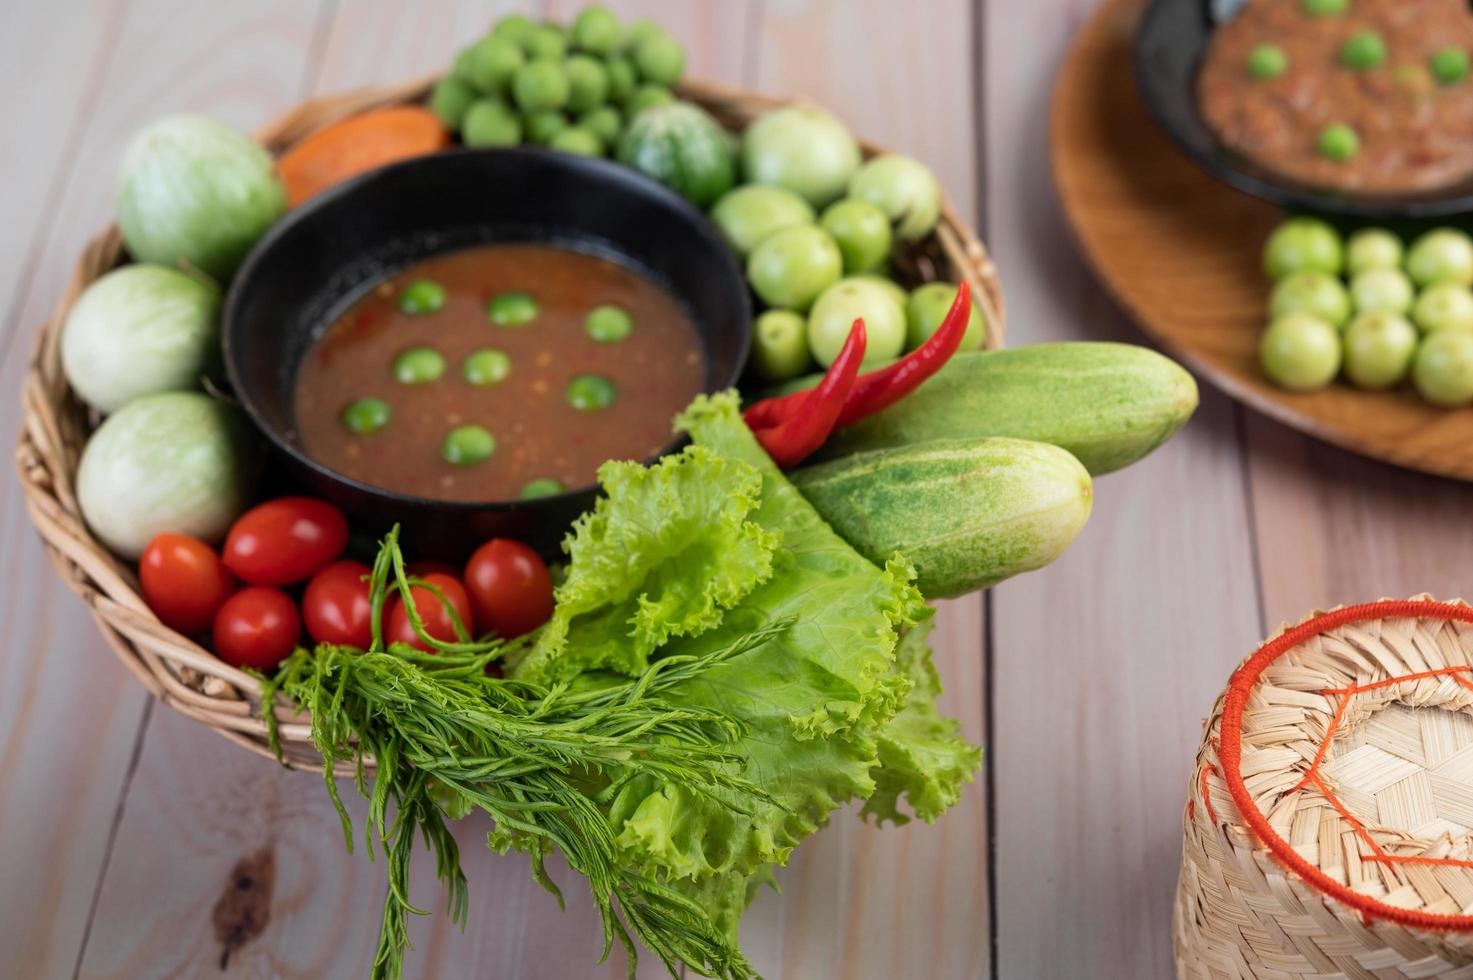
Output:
14 76 1006 774
1175 597 1473 979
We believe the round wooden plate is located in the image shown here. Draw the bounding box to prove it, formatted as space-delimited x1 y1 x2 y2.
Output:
1050 0 1473 482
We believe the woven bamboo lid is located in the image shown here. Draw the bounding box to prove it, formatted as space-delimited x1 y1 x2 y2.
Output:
1176 598 1473 979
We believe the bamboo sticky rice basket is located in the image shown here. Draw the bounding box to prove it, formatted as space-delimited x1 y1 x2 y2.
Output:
1176 597 1473 979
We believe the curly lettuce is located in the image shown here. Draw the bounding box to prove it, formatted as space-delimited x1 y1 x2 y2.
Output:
509 391 981 940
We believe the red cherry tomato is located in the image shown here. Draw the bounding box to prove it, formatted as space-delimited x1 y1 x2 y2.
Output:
463 539 554 639
139 533 236 634
212 586 302 671
302 560 374 648
387 573 473 651
223 497 349 586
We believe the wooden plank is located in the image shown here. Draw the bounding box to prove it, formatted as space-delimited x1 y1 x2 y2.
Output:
0 4 134 975
742 2 989 977
983 1 1265 977
1246 416 1473 625
0 2 331 979
0 0 122 355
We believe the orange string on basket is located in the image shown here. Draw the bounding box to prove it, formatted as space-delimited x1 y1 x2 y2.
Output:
1218 600 1473 934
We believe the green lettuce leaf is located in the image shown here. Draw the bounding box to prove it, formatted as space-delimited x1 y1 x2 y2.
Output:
510 390 978 898
514 444 778 683
863 617 984 825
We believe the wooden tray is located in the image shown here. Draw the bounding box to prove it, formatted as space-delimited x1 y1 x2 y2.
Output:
1050 0 1473 482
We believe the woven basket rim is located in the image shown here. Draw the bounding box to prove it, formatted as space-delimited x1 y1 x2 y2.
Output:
15 74 1007 772
1220 598 1473 932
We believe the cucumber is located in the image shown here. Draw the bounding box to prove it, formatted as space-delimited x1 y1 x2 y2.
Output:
792 437 1092 598
771 342 1198 476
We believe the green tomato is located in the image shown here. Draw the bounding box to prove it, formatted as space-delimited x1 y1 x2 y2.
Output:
585 304 633 342
624 84 673 118
492 14 537 47
429 76 477 129
549 125 603 156
623 19 664 52
398 279 446 315
487 291 539 326
564 55 609 112
1412 282 1473 334
1247 44 1288 80
1349 268 1414 316
852 274 908 309
632 33 684 86
463 348 511 386
846 153 942 243
1432 48 1470 86
1346 228 1404 274
710 185 815 257
393 347 446 385
1268 271 1351 327
746 225 843 312
806 278 907 368
1413 330 1473 406
1263 216 1344 279
442 424 496 465
1302 0 1347 14
462 99 522 147
750 309 811 381
341 397 391 435
741 105 861 208
521 477 565 499
1318 123 1359 162
567 373 617 411
525 25 568 61
1407 228 1473 287
1342 312 1417 389
820 198 893 274
524 108 569 145
467 36 524 93
1340 32 1385 71
513 60 570 113
905 282 986 352
578 105 622 146
1260 313 1341 391
571 5 621 55
605 55 637 103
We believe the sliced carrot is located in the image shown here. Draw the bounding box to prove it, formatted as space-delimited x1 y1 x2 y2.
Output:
278 106 451 207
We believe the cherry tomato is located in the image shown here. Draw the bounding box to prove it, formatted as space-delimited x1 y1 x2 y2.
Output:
223 497 349 586
139 533 236 634
387 572 473 651
212 586 301 671
463 539 554 638
302 560 374 648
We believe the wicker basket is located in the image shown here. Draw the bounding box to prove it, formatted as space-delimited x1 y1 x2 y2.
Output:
14 76 1006 773
1175 597 1473 979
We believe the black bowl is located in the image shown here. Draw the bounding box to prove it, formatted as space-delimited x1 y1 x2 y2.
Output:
1134 0 1473 220
223 148 751 558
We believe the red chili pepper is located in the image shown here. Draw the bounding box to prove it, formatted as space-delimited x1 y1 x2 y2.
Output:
743 282 973 440
750 319 866 468
834 281 971 427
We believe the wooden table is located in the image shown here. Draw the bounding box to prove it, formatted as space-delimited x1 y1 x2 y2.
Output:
3 1 1470 977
